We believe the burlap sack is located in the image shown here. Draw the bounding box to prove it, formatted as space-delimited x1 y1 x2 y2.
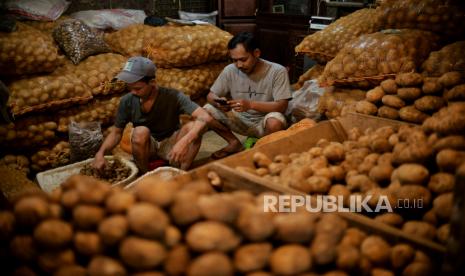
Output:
421 41 465 77
104 23 157 56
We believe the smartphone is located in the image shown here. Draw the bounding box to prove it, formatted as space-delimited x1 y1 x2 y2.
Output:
214 98 228 105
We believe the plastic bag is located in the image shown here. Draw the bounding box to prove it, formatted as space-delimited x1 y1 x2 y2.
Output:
286 80 327 123
69 121 103 162
178 10 218 25
70 9 147 30
52 19 111 64
421 41 465 77
5 0 70 21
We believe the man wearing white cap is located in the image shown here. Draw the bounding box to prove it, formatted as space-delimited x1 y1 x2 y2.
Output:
92 56 216 172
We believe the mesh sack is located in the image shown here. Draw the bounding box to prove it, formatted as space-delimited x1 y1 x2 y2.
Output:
0 116 58 150
378 0 465 38
292 64 325 90
52 19 111 64
145 24 232 68
295 8 382 63
69 121 103 162
23 15 71 34
157 62 228 99
317 88 366 119
57 95 121 133
421 41 465 77
31 141 70 171
319 29 439 87
0 22 63 76
104 23 157 56
7 74 93 116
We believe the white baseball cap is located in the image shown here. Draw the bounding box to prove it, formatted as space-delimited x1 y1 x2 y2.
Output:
115 56 156 83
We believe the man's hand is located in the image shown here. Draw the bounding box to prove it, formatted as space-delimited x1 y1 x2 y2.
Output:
215 97 231 112
168 139 189 166
92 153 107 171
228 99 251 112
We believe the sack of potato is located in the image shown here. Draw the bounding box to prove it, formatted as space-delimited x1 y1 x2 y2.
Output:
295 8 382 64
378 0 465 38
104 24 157 57
145 24 232 68
0 116 58 150
292 64 325 90
23 16 71 34
318 88 366 119
30 141 71 172
157 62 228 99
52 19 111 65
0 155 30 175
57 95 121 133
0 22 64 76
421 41 465 77
7 74 93 117
319 29 439 88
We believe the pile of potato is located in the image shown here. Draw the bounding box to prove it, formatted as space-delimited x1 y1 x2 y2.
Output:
0 166 40 202
57 95 121 133
157 62 228 99
104 24 157 57
357 71 463 123
378 0 465 38
0 174 436 275
0 23 64 76
0 155 30 175
317 88 366 119
7 74 92 116
0 116 58 150
23 16 71 34
30 141 70 172
292 64 324 90
421 41 465 77
80 158 131 184
295 8 381 64
318 29 439 87
236 112 465 244
145 24 232 68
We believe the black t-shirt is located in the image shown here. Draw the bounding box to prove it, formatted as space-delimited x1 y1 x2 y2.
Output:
114 87 199 140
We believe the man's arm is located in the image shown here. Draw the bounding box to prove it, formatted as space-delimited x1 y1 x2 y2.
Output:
93 126 124 170
207 91 231 112
228 99 289 114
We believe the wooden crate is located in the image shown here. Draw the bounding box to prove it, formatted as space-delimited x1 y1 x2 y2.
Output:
209 112 446 257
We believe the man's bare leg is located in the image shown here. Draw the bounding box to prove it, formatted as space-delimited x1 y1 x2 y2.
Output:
205 110 243 155
264 117 285 135
172 122 203 170
131 126 151 173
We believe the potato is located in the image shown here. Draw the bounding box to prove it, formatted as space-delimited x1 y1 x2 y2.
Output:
54 265 86 276
273 212 316 243
73 205 105 230
311 233 338 266
402 221 436 240
74 232 103 256
38 249 75 273
427 173 455 194
422 78 443 94
382 95 405 109
187 252 233 276
336 244 360 270
366 87 385 103
329 185 351 206
105 190 135 213
346 174 377 193
395 185 432 207
378 106 399 120
253 152 272 168
72 175 111 205
369 164 393 185
402 262 432 276
170 190 202 226
391 244 415 269
370 137 393 153
397 87 422 101
399 106 429 123
433 193 453 221
33 219 73 248
360 236 391 265
436 149 465 172
119 236 166 270
392 141 432 165
164 245 190 275
197 193 239 224
234 243 272 273
414 96 445 112
135 178 181 207
380 79 397 94
61 190 80 209
396 163 429 185
437 224 450 244
10 235 37 262
323 142 345 162
0 211 15 241
88 256 126 276
270 245 312 275
186 221 240 252
128 202 169 239
163 225 181 248
340 228 366 248
422 210 438 226
395 72 423 87
356 100 378 115
444 83 465 101
374 213 404 227
14 195 50 226
438 71 463 88
237 205 275 241
98 215 128 246
433 135 465 152
301 176 331 194
268 162 286 175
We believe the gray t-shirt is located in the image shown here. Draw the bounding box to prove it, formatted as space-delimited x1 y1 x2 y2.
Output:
210 59 292 117
115 87 198 140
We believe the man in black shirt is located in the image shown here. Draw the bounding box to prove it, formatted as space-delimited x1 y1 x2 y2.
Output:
93 56 217 172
